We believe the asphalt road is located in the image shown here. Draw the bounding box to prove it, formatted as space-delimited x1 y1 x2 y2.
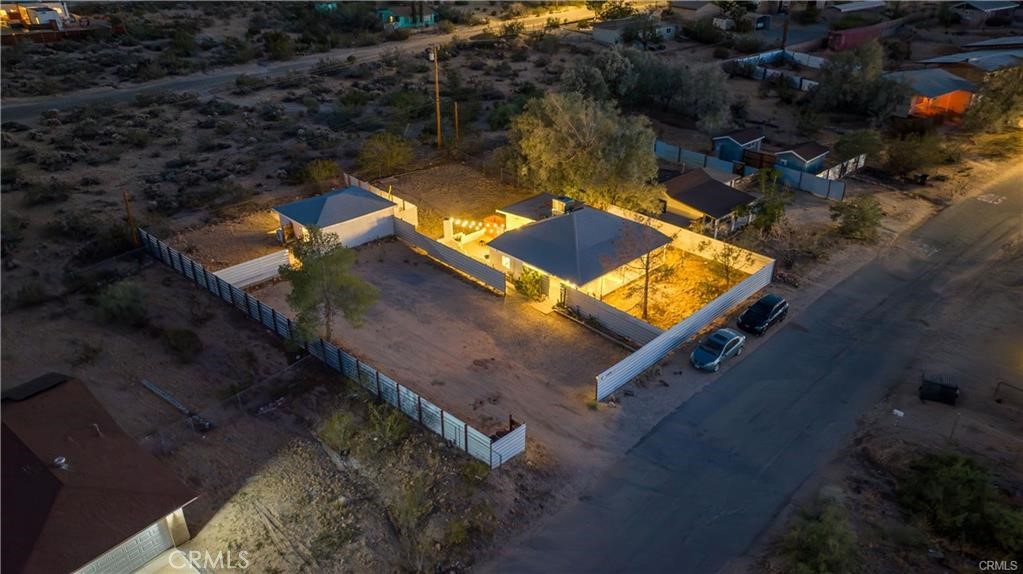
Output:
0 7 593 124
486 167 1023 574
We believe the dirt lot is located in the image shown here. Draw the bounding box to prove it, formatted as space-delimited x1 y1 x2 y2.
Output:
250 238 628 464
603 247 750 329
377 163 536 239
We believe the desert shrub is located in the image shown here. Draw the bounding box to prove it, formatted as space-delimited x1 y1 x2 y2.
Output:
512 267 546 301
898 452 1023 556
96 281 148 327
5 280 51 310
366 403 409 449
683 18 724 44
713 46 731 59
460 459 490 486
23 179 71 206
834 129 883 160
883 132 944 175
796 107 823 135
124 129 152 149
784 499 856 574
1 211 28 253
830 195 883 241
357 132 413 179
73 227 136 265
163 328 203 362
320 411 359 452
302 95 320 113
732 34 766 54
438 19 456 34
299 159 340 183
263 31 295 60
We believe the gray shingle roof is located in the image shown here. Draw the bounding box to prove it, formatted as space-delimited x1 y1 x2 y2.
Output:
885 68 977 98
954 1 1018 12
488 206 671 286
963 35 1023 48
273 186 395 228
712 127 765 146
776 141 831 163
664 169 757 220
920 48 1023 72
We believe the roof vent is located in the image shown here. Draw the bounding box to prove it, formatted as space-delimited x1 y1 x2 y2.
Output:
52 456 71 471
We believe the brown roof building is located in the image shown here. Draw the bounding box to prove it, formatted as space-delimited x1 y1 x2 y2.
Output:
2 374 196 574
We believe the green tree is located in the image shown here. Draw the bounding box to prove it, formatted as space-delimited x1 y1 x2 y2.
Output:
963 67 1023 133
263 31 295 61
830 195 883 241
508 92 662 212
813 40 909 121
587 0 637 21
883 132 944 175
357 132 414 179
834 129 884 160
749 168 791 236
280 228 378 341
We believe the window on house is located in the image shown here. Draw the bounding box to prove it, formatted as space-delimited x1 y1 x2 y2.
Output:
501 256 511 269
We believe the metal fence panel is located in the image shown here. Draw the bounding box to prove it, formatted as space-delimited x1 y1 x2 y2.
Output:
340 352 359 381
563 288 662 345
322 341 342 372
394 219 506 293
398 386 420 420
442 413 467 450
467 427 493 464
378 373 399 407
490 424 527 469
214 250 290 288
596 261 775 400
420 399 443 434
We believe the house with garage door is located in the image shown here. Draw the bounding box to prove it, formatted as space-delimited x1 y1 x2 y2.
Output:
488 196 671 299
2 373 198 574
273 186 397 246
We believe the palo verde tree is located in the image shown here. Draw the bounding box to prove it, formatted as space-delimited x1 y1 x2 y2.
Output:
508 92 662 213
962 67 1023 133
748 168 792 236
812 39 909 122
279 227 379 342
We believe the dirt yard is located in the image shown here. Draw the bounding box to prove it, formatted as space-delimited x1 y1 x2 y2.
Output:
171 210 283 271
250 238 628 460
603 247 751 330
377 163 536 239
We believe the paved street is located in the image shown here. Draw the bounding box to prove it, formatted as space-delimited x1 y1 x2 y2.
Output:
485 166 1023 574
0 7 593 124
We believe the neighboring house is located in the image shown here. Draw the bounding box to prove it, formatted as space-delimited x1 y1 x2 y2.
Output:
670 1 722 20
773 141 830 173
918 47 1023 82
376 4 436 30
712 127 766 163
2 373 197 574
886 68 978 119
827 0 886 13
662 168 757 238
273 186 397 246
963 35 1023 49
592 16 677 45
488 198 671 299
952 1 1019 26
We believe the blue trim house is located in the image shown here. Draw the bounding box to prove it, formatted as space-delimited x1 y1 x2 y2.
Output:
376 5 436 29
712 127 766 163
773 142 830 174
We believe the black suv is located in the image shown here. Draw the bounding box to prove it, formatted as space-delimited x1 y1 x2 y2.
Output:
737 294 789 335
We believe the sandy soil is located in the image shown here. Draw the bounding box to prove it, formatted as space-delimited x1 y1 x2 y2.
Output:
376 163 536 239
171 210 283 271
249 238 628 464
603 247 748 329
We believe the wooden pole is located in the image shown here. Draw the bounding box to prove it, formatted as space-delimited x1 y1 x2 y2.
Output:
122 190 139 246
454 101 460 145
433 45 442 149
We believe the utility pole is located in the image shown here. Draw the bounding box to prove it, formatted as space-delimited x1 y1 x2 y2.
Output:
780 14 790 50
122 190 139 246
433 45 442 149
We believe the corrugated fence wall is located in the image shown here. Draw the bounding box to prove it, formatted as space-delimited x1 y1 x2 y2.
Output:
595 259 776 400
214 250 290 288
562 287 663 346
394 219 507 294
137 228 525 469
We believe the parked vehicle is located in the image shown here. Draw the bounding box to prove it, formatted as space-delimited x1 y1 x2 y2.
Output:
690 328 746 372
737 293 789 335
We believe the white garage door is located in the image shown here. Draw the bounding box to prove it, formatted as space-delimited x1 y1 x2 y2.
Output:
75 520 173 574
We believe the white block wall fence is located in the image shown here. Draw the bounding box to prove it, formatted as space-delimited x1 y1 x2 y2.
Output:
214 250 290 288
137 228 525 469
394 219 507 294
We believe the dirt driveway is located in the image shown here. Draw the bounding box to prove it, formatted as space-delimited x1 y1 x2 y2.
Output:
250 238 628 464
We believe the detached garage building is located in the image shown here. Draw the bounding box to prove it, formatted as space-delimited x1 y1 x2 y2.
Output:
2 373 197 574
274 186 397 247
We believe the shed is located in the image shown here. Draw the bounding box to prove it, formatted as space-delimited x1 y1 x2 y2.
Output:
953 1 1019 25
885 68 977 118
773 141 830 173
273 186 397 247
2 374 197 574
712 127 766 162
662 168 757 237
487 204 671 299
496 192 557 231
